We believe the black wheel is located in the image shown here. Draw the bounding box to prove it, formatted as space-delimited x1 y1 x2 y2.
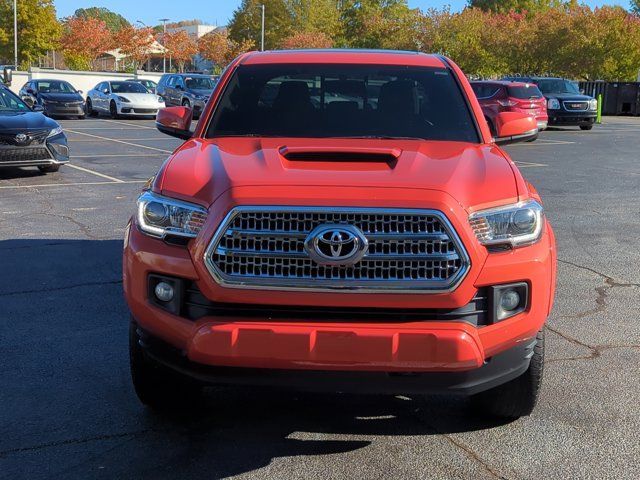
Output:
38 164 60 173
85 98 98 117
109 100 119 119
471 329 544 419
129 321 202 410
580 125 593 131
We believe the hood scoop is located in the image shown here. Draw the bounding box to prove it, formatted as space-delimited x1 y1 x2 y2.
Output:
279 145 401 164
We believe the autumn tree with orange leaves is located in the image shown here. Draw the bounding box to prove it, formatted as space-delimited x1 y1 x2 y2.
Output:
198 30 254 72
60 17 112 70
161 30 197 72
114 25 156 71
281 31 333 49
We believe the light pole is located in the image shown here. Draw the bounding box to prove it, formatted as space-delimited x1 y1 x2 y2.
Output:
13 0 18 68
159 18 170 73
260 4 265 52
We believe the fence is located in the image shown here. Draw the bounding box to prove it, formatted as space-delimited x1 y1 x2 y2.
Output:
580 81 640 116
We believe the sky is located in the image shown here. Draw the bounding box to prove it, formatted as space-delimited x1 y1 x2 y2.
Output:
53 0 629 27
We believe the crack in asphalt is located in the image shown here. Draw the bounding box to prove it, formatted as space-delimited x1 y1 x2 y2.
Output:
547 259 640 363
440 433 509 479
0 429 154 457
0 279 122 297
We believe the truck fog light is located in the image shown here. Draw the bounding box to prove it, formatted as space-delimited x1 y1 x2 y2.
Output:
154 281 174 302
500 289 521 311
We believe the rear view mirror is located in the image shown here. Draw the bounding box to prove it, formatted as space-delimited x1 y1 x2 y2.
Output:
3 67 12 86
493 112 538 145
156 106 193 140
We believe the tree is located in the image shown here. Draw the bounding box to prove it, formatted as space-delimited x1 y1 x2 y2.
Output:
0 0 61 68
286 0 342 40
114 25 156 71
228 0 293 50
281 31 333 49
60 17 112 70
468 0 568 14
73 7 130 32
631 0 640 15
162 30 197 72
198 29 254 71
340 0 419 50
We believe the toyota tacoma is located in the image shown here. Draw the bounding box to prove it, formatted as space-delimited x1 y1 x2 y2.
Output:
124 50 556 419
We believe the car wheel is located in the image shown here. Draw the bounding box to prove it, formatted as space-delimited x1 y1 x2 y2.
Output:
580 125 593 131
86 99 98 117
38 164 60 173
471 329 544 419
129 321 202 410
110 100 119 119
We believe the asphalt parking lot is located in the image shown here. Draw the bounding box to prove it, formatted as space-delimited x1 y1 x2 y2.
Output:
1 116 639 480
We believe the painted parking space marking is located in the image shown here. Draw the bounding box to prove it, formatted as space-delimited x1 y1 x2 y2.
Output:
67 138 172 142
0 180 146 190
101 119 158 130
514 160 548 168
64 129 173 154
65 164 125 183
72 153 167 158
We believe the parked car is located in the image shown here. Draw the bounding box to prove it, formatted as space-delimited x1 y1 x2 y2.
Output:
156 73 216 118
18 79 85 119
126 78 158 94
470 80 547 135
85 81 165 118
0 83 69 173
127 50 555 419
503 76 597 130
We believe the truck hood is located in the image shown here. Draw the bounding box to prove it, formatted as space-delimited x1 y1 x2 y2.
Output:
159 138 520 211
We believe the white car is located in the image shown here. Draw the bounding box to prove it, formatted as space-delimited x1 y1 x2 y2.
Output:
85 80 165 118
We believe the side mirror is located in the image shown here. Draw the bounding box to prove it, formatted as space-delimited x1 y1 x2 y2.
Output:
175 84 183 90
156 106 193 140
23 96 34 106
493 112 538 145
32 104 45 112
580 88 585 95
77 90 83 94
3 67 12 86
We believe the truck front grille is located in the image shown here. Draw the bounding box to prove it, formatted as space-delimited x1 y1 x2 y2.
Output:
204 207 470 292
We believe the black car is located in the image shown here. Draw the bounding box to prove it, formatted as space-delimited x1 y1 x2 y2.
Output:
156 73 217 118
19 79 85 119
503 76 597 130
0 84 69 173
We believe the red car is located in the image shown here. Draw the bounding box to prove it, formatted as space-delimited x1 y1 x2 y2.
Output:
471 80 548 135
124 50 555 419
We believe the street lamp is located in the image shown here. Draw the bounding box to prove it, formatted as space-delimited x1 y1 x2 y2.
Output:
260 4 265 52
13 0 18 68
159 18 170 73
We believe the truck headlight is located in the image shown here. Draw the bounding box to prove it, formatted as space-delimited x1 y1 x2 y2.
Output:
469 200 544 248
589 98 597 110
547 98 560 110
136 191 207 239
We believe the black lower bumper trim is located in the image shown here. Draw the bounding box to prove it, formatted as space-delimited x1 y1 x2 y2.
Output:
136 326 536 396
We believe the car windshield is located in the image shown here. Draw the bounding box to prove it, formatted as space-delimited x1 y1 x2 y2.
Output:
508 85 543 99
36 81 75 93
0 88 30 112
536 79 580 95
185 77 215 90
111 82 149 93
207 64 479 142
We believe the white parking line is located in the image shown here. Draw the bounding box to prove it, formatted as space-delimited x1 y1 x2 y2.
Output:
68 138 171 142
100 119 157 130
515 160 548 168
72 153 167 158
65 129 173 154
66 164 125 183
0 180 146 190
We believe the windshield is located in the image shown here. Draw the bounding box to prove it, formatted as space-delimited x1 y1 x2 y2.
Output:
207 64 478 142
536 79 580 95
185 77 215 90
507 85 543 99
36 81 76 94
111 82 149 94
0 88 30 112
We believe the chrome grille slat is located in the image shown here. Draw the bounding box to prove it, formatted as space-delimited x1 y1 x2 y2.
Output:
204 207 470 293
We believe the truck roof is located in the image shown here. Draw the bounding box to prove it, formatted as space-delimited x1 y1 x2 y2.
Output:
240 49 447 68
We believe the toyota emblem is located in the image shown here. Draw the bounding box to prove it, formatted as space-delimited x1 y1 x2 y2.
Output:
14 133 28 144
304 224 368 266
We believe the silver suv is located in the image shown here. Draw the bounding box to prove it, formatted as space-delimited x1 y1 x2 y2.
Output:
156 73 217 119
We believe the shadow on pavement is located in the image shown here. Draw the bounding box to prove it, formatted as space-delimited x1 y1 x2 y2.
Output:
0 239 510 480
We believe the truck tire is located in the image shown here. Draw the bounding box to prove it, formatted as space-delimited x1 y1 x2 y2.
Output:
129 321 202 410
471 329 544 419
580 125 593 131
38 164 60 173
